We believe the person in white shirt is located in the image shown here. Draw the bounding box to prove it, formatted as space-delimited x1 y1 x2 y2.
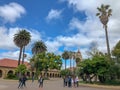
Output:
75 76 79 87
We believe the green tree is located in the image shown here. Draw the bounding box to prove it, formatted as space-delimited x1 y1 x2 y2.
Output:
43 53 62 77
112 40 120 63
96 4 112 58
15 64 27 74
47 53 62 70
60 69 72 77
62 51 69 70
14 30 31 65
68 51 73 69
78 54 110 83
32 40 47 55
30 52 62 78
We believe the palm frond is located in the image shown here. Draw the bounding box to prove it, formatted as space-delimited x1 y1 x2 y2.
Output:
97 7 102 12
105 5 110 9
96 13 100 16
101 4 104 9
108 9 112 16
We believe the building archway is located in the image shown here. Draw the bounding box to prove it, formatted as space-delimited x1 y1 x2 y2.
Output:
27 72 30 77
52 73 54 77
50 73 52 78
47 73 49 77
0 70 2 78
7 70 14 75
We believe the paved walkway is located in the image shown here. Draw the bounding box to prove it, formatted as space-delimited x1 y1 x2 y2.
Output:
0 78 120 90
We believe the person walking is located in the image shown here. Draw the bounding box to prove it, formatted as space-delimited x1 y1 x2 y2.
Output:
32 72 35 82
75 76 79 87
68 76 72 87
18 76 23 88
72 75 76 87
38 75 44 88
21 74 27 88
65 76 68 87
63 76 66 87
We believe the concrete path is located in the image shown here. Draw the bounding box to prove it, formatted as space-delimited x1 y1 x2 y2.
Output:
0 78 119 90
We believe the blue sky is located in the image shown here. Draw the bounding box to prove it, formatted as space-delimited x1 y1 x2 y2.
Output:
0 0 120 68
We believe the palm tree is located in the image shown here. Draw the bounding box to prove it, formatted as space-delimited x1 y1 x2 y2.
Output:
32 40 47 55
14 30 31 66
62 50 69 70
96 4 112 58
68 51 73 69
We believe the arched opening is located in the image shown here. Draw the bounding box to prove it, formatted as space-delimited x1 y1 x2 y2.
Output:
0 70 2 78
7 70 13 75
32 72 35 77
27 72 30 77
53 73 54 77
50 73 52 78
44 73 45 77
47 73 49 77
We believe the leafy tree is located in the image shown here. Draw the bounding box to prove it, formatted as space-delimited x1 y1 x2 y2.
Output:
108 64 120 80
32 40 47 55
14 30 31 65
96 4 112 58
15 64 28 74
112 40 120 63
46 53 62 70
30 52 62 78
78 54 110 83
60 69 72 77
62 50 69 70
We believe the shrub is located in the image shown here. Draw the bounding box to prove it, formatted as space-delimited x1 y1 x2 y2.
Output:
6 73 16 79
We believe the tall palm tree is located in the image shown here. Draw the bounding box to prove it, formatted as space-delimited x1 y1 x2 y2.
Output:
14 30 31 78
68 51 73 69
32 40 47 55
62 50 69 70
96 4 112 58
14 30 31 65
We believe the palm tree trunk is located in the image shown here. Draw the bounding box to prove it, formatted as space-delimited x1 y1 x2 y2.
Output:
70 59 71 69
65 60 66 70
22 46 25 64
105 25 111 59
18 47 23 66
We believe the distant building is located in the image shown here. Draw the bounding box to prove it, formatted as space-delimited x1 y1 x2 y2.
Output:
0 58 60 78
75 49 82 65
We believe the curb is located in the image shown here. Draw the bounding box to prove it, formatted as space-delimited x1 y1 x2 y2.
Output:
79 83 120 90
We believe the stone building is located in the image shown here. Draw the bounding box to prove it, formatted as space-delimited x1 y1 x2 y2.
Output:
0 58 60 78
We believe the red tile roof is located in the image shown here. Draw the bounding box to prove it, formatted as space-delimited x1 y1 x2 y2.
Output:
0 58 29 68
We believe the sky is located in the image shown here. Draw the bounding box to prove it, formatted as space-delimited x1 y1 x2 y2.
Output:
0 0 120 67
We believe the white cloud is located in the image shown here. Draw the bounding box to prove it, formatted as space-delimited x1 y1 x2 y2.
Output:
0 51 19 59
63 0 120 55
0 27 42 49
1 0 120 60
0 27 16 49
0 2 26 23
0 50 31 62
57 34 92 47
0 27 42 59
45 40 62 53
46 9 62 22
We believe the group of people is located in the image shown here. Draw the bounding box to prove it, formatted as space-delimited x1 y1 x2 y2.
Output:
18 74 44 89
63 75 79 88
18 74 79 89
